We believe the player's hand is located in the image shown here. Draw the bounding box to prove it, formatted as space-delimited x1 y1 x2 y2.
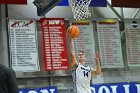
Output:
95 51 100 61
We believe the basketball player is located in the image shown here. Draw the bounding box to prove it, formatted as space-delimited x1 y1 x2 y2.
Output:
69 35 101 93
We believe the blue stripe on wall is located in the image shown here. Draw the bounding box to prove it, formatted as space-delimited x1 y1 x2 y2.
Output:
57 0 107 7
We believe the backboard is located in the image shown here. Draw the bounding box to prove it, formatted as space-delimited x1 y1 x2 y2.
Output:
33 0 107 18
33 0 62 16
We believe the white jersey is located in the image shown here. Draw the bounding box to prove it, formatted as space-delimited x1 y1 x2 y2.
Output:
72 63 92 93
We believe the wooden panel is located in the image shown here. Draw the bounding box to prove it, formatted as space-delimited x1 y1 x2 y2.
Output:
0 0 27 4
112 0 140 8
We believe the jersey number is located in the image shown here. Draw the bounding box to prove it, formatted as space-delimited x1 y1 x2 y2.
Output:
83 71 89 77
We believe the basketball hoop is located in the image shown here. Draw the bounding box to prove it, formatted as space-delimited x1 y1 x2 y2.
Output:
68 0 92 20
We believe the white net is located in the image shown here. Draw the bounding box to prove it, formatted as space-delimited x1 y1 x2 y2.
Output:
68 0 92 20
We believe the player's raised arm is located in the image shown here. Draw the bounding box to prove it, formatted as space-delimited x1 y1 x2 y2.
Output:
92 51 101 76
69 35 77 70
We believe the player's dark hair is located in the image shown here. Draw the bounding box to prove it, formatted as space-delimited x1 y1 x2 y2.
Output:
78 50 85 54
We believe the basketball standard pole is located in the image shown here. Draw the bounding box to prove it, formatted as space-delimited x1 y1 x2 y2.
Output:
107 1 124 21
133 8 140 19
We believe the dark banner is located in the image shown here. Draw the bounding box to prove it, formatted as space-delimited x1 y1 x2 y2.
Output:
0 0 27 4
40 18 69 70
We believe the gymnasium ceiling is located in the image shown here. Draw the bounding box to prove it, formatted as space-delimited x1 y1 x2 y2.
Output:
7 0 140 20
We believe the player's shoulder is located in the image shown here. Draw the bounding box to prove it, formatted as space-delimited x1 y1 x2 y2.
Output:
0 65 8 71
78 63 92 70
0 65 15 74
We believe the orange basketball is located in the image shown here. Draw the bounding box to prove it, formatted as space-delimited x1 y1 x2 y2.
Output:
67 25 80 38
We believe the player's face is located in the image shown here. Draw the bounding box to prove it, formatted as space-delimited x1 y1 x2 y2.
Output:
78 52 86 62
